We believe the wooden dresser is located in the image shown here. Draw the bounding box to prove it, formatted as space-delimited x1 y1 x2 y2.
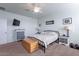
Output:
22 37 39 53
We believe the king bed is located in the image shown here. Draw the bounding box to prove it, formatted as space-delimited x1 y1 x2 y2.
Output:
30 30 60 53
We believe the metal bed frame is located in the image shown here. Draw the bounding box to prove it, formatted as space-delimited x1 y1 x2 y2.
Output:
33 30 60 53
38 38 59 53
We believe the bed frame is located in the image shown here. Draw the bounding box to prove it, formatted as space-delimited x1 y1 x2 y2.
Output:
33 30 60 53
38 37 59 53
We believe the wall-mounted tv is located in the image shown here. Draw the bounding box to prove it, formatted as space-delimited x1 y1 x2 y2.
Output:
12 19 20 26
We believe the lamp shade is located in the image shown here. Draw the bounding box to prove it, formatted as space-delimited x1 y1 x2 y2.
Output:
64 26 70 30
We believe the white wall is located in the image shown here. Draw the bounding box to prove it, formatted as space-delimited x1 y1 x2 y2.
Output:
38 4 79 45
0 10 37 43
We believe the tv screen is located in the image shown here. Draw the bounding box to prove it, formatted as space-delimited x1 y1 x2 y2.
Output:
13 19 20 26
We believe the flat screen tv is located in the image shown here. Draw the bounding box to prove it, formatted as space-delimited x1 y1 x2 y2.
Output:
13 19 20 26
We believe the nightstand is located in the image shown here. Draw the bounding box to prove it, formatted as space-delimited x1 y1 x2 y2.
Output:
59 36 69 45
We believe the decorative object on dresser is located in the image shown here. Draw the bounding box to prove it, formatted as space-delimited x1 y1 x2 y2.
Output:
59 36 69 45
36 27 41 34
36 24 41 34
21 37 39 53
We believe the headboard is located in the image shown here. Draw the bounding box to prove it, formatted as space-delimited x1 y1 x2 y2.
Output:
43 30 60 37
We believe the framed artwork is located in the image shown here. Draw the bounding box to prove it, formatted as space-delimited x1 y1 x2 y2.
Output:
63 17 72 24
46 20 54 25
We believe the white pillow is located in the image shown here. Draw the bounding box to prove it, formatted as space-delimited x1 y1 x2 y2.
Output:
41 32 55 35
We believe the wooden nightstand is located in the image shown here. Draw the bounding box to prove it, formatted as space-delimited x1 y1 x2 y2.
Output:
22 37 39 53
59 36 69 45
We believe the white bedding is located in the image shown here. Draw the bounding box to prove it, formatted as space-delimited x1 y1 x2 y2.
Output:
32 32 58 48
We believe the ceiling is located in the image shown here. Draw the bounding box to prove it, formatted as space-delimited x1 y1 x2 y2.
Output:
0 3 79 19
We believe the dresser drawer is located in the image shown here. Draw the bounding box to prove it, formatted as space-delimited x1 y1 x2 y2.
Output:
59 38 68 44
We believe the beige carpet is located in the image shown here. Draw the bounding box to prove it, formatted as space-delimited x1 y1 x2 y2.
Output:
0 41 79 56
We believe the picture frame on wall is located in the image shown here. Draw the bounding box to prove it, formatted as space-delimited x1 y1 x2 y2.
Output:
63 17 72 24
46 20 54 25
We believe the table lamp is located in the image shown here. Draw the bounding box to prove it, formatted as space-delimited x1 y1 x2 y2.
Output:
64 26 70 37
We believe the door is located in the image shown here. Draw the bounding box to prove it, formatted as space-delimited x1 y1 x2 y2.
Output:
0 18 7 44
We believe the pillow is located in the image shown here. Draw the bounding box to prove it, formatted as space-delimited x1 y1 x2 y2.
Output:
41 32 47 34
41 32 55 35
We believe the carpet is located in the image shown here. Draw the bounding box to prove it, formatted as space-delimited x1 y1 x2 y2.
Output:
0 41 79 56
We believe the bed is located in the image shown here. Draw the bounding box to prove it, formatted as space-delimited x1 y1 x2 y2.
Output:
30 30 60 53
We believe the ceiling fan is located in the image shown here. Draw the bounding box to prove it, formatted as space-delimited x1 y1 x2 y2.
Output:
25 3 42 13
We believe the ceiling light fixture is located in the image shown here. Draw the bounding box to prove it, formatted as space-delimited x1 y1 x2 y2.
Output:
34 7 41 13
